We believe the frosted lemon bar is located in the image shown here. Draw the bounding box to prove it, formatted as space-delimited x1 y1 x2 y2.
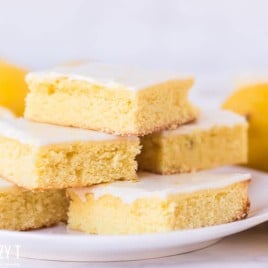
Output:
0 178 68 230
0 116 140 189
67 171 250 234
138 110 248 174
25 62 198 136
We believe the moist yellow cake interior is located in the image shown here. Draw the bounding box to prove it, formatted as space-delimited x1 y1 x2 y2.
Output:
0 187 68 230
25 77 198 135
0 136 140 189
138 124 247 174
68 181 249 234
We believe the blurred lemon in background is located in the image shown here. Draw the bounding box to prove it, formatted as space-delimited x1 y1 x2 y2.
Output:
0 60 28 116
222 83 268 171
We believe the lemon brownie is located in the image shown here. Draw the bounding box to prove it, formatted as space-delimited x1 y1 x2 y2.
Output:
25 62 198 136
0 116 140 189
138 110 248 174
67 171 250 234
0 178 68 230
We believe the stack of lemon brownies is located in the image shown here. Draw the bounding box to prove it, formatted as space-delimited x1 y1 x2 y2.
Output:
0 62 250 234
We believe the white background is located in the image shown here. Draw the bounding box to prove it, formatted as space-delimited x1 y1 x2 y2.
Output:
1 0 268 73
1 0 268 99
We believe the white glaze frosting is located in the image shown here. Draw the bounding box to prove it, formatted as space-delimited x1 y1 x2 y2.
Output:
0 116 137 146
26 62 192 91
162 109 247 136
72 171 250 204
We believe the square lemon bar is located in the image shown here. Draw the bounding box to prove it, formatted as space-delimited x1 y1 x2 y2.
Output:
25 62 198 136
138 110 248 174
0 178 68 230
0 115 140 189
67 171 250 234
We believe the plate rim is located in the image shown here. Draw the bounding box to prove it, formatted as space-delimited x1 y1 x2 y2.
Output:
1 210 267 243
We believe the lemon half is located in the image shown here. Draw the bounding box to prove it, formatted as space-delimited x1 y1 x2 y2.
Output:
223 83 268 171
0 60 28 116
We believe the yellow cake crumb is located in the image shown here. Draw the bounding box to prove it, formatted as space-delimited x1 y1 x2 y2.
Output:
0 116 140 189
67 172 250 234
138 110 248 174
0 179 68 231
25 62 198 136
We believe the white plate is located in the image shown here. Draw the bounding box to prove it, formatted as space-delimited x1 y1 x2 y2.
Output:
2 167 268 262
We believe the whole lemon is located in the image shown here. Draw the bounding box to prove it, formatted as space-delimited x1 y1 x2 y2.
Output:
0 60 28 116
222 83 268 171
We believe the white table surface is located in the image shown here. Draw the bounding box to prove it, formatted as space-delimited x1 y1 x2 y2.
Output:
4 222 267 268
